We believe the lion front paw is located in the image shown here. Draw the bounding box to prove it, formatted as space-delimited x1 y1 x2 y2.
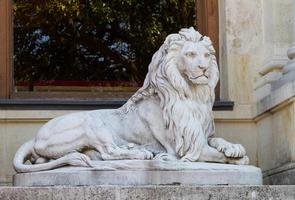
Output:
153 153 178 161
138 149 154 160
210 138 246 158
228 156 249 165
223 144 246 158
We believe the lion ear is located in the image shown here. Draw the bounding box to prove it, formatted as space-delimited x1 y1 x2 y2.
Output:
201 36 216 55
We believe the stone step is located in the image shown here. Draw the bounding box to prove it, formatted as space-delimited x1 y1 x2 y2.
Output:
1 186 295 200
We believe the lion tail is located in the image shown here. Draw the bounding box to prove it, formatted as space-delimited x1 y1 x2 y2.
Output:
13 139 93 173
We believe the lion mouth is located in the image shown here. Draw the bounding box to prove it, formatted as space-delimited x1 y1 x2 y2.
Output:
189 74 208 80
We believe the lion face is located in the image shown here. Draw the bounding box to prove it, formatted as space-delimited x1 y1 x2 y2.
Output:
177 41 212 85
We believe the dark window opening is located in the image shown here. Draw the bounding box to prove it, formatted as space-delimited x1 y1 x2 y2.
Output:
13 0 196 97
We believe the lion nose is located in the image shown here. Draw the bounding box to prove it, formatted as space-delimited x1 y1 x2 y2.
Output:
199 65 208 71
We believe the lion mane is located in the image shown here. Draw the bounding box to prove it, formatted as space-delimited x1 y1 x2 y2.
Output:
124 27 219 161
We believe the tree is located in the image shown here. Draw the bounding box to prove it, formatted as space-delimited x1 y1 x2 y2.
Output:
14 0 196 90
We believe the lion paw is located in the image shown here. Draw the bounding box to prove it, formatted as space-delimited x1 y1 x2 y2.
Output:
154 153 177 161
138 149 154 160
180 157 192 162
211 139 246 158
223 144 246 158
228 156 249 165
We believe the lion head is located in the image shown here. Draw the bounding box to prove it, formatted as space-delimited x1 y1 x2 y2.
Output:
133 27 219 103
126 27 219 161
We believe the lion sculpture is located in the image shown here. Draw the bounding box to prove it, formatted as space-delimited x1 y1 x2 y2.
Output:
14 27 249 173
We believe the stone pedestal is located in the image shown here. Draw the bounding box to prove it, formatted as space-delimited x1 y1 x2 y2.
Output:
2 186 295 200
13 161 262 186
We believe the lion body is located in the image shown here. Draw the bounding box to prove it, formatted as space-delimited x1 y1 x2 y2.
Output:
32 93 213 162
34 98 167 159
13 27 248 173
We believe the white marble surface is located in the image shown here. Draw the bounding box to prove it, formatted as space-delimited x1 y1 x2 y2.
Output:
13 161 262 186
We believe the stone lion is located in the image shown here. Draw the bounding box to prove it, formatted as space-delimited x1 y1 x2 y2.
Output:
14 27 249 173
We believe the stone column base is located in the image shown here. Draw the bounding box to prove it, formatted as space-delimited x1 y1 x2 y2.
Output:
264 162 295 185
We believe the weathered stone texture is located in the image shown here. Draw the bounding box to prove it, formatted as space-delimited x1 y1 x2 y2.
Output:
264 162 295 185
0 186 295 200
13 162 262 186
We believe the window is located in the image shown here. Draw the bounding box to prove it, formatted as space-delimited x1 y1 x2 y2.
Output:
0 0 219 101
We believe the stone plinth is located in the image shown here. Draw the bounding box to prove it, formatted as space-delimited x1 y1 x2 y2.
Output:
13 161 262 186
1 186 295 200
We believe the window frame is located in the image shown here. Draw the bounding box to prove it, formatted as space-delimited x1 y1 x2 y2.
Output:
0 0 12 99
0 0 229 109
196 0 220 99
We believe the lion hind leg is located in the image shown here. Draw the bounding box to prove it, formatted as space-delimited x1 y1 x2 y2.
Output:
98 145 153 160
34 157 49 164
62 152 94 167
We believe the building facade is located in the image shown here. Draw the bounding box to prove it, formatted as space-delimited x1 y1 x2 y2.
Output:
0 0 295 185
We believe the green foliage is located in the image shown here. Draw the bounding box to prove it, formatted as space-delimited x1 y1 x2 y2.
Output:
14 0 196 88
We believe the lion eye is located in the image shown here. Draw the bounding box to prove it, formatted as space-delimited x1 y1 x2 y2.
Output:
185 52 196 57
204 52 210 58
